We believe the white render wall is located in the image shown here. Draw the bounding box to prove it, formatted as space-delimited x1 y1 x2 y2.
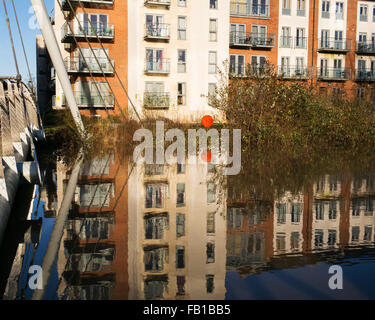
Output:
277 0 310 69
128 0 229 122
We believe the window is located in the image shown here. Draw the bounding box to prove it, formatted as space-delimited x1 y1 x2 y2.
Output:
280 26 291 48
209 19 217 41
329 176 338 191
207 182 216 203
176 246 185 268
315 202 324 220
291 203 302 223
208 51 217 74
230 23 246 45
145 183 168 209
352 199 361 216
144 279 167 300
328 230 337 246
276 233 286 251
208 83 217 101
334 31 343 49
80 183 112 208
351 226 360 242
357 87 366 100
207 212 215 234
329 201 337 220
178 16 186 40
206 242 215 263
364 226 373 241
144 247 168 272
210 0 217 9
297 0 305 16
146 48 168 73
176 276 185 296
332 87 342 98
335 2 343 19
229 54 245 76
296 28 306 48
145 164 164 176
178 0 186 6
320 58 328 77
178 49 186 73
177 82 186 106
314 230 324 247
291 232 300 250
322 1 330 18
82 13 110 36
176 213 185 237
296 57 305 74
227 208 243 229
206 275 214 293
177 183 185 206
365 198 373 216
282 0 291 15
373 6 375 22
360 5 368 21
78 81 110 106
177 163 185 174
145 215 168 240
276 203 286 224
250 55 266 75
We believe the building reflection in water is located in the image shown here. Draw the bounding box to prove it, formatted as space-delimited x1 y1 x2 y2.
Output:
50 149 375 300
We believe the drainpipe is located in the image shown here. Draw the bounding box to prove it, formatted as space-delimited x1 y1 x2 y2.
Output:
29 0 85 137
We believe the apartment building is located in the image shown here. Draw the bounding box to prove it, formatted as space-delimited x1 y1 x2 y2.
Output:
56 153 129 300
128 0 229 122
53 0 128 117
128 160 227 300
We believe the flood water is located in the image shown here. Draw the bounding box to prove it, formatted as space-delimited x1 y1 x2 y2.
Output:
1 146 375 300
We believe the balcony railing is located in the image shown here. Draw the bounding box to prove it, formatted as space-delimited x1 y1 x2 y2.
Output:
62 0 114 8
317 68 351 81
280 36 292 48
229 64 273 77
144 23 170 40
317 38 352 53
230 2 270 18
295 37 307 49
145 59 170 74
356 41 375 55
61 22 114 42
230 32 274 48
144 0 171 7
144 92 170 109
278 66 312 79
280 36 308 49
64 57 114 74
74 92 115 108
355 69 375 82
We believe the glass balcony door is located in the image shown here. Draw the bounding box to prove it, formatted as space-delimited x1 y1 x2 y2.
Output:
146 14 165 37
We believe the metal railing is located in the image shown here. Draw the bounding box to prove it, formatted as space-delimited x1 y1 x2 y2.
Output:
64 57 114 74
145 59 170 74
230 2 270 17
355 69 375 81
295 37 307 48
62 22 114 40
280 36 307 48
317 38 352 52
280 36 292 48
230 31 274 47
62 0 114 7
229 64 273 77
317 68 351 80
74 92 115 108
356 41 375 55
143 92 170 109
144 0 171 6
277 66 312 79
144 23 170 40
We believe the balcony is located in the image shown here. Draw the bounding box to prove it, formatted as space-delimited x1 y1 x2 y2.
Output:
75 92 115 108
280 36 292 48
145 59 170 74
144 0 171 8
230 2 270 18
356 41 375 55
317 38 352 53
230 32 274 48
144 92 170 109
144 24 170 41
61 0 114 9
317 68 351 81
229 64 272 78
64 57 114 75
295 37 307 49
355 69 375 82
278 66 312 79
61 22 114 43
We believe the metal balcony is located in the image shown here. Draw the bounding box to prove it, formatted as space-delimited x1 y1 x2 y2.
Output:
355 69 375 82
317 38 352 53
356 41 375 55
143 92 170 109
229 64 272 78
144 0 171 8
64 57 114 75
278 66 312 79
280 36 292 48
62 0 114 9
295 37 307 49
144 23 170 41
74 92 115 108
61 22 114 43
317 68 351 81
145 59 170 74
230 32 274 48
230 2 270 18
